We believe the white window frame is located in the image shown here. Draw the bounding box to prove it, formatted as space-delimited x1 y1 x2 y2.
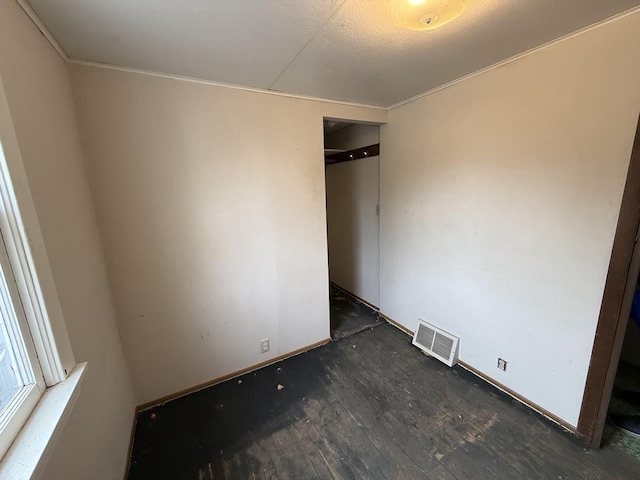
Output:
0 150 66 387
0 226 46 460
0 137 64 460
0 75 79 471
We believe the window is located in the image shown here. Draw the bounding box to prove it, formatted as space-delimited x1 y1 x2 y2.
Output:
0 210 45 459
0 77 80 477
0 135 68 461
0 139 50 457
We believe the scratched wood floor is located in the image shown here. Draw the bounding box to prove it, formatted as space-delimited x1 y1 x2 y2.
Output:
128 304 640 479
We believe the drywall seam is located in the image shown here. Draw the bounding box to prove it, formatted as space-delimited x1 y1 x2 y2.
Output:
389 4 640 109
15 0 68 60
267 0 349 89
14 0 382 110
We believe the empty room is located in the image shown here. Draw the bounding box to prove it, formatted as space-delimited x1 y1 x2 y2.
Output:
1 0 640 478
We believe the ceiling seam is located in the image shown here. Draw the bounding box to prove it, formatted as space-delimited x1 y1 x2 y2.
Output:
267 0 350 91
15 0 386 111
14 1 640 111
15 0 69 61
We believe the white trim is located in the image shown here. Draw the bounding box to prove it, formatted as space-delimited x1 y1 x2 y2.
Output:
0 384 41 462
0 76 76 381
0 363 86 480
0 257 36 388
0 70 81 462
14 0 68 60
67 59 387 110
17 1 640 110
14 0 383 109
15 0 640 110
0 134 65 387
389 5 640 109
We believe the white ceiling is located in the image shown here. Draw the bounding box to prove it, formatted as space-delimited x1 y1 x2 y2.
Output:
25 0 640 107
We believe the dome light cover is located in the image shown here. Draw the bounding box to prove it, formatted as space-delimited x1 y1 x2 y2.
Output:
388 0 475 31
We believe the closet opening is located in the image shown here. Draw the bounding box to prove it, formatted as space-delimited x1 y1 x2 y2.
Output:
323 119 382 340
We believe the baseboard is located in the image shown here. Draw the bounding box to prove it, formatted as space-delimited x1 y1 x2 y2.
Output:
136 338 331 412
378 312 577 434
378 312 414 337
330 282 379 311
457 361 576 433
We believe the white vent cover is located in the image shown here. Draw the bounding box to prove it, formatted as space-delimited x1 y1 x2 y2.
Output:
412 319 459 367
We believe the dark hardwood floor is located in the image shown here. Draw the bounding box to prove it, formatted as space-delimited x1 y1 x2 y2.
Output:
129 313 640 479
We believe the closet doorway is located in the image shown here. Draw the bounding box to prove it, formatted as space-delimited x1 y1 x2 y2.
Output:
323 119 382 340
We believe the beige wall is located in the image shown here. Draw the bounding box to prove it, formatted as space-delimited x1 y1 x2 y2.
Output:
3 0 636 464
325 124 380 305
0 1 135 478
69 64 387 404
380 11 640 427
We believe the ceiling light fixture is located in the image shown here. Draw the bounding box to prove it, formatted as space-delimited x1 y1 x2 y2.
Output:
388 0 475 31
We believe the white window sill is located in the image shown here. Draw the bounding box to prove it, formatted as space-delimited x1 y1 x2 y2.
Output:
0 362 87 479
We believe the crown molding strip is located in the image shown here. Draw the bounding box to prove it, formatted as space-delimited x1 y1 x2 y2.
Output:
13 0 640 112
15 0 68 61
67 59 387 111
389 5 640 110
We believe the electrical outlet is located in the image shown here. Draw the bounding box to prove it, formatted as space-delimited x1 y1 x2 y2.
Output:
260 338 270 354
497 358 507 371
